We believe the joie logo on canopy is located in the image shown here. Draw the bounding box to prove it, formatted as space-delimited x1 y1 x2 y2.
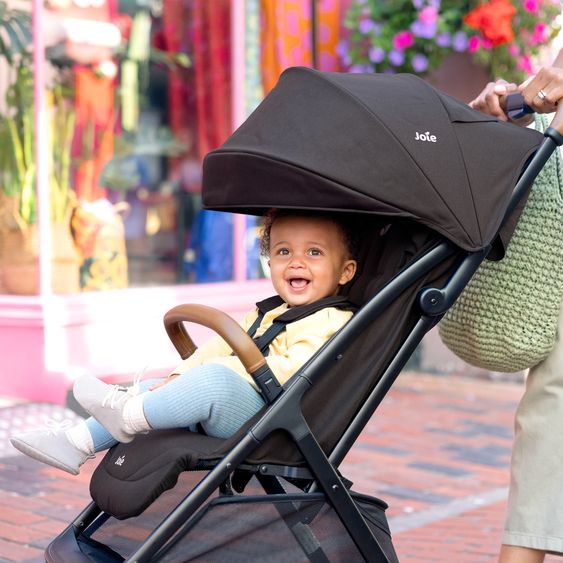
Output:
415 131 437 142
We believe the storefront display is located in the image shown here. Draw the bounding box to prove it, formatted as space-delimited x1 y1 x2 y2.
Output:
0 0 345 403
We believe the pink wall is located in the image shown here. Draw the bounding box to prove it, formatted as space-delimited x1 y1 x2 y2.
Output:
0 279 273 404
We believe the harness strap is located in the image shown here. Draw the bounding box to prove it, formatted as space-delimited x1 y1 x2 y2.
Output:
248 295 358 355
243 295 358 403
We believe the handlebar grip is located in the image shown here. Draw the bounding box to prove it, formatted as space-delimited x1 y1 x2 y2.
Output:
502 92 563 143
504 92 534 120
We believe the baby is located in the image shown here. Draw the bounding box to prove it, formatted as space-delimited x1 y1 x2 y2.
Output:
11 210 358 475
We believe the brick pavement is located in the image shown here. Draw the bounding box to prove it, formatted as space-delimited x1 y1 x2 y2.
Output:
0 372 558 562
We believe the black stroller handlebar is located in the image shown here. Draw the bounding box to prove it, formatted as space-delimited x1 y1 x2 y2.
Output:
163 304 267 375
504 92 563 145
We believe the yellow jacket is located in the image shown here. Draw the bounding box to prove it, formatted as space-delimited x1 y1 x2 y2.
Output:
171 302 353 389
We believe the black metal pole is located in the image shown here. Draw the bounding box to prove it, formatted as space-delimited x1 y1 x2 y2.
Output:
311 0 317 69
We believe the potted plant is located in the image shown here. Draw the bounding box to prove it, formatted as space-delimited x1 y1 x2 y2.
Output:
0 1 80 294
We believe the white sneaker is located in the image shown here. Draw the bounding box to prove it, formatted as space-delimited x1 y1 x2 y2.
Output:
10 423 94 475
73 375 139 443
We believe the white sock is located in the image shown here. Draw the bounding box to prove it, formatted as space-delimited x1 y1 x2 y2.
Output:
66 421 95 455
122 394 151 434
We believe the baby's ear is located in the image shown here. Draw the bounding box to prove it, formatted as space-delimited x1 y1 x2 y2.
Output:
339 259 357 285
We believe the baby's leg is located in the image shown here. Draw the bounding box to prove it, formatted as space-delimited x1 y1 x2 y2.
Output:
9 378 162 475
142 365 266 438
80 378 162 452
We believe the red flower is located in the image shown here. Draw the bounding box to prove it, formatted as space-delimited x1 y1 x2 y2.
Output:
464 0 516 47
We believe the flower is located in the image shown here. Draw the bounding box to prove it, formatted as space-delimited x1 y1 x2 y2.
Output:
465 0 561 80
436 31 451 47
393 30 415 50
464 0 516 47
523 0 539 14
369 46 386 63
412 53 429 72
340 0 561 83
389 49 406 66
452 31 469 52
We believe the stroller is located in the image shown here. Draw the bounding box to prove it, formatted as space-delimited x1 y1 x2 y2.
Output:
45 67 561 562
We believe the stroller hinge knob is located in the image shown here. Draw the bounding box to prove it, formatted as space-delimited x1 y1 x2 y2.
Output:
419 288 446 315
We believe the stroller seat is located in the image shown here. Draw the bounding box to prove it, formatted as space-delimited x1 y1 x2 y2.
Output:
45 66 552 563
87 219 429 519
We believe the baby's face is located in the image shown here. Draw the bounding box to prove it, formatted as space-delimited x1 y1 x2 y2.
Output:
268 216 357 307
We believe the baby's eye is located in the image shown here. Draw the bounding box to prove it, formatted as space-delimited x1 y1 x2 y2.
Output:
276 248 290 256
307 248 322 256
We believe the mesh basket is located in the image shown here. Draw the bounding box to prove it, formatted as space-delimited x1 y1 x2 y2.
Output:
86 471 397 562
156 491 397 562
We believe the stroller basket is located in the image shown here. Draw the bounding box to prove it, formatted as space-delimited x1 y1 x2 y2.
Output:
70 472 397 562
155 491 397 562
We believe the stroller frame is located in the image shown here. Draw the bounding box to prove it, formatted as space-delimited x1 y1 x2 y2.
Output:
50 239 457 563
46 93 563 562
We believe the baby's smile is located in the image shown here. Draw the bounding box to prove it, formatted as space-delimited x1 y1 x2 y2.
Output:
288 278 310 289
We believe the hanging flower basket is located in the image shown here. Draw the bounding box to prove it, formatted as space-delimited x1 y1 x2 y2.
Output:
340 0 561 83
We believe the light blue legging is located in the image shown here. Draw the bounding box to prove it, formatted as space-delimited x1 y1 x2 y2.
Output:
85 364 266 452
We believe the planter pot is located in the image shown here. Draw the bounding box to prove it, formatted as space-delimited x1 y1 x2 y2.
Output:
0 222 80 295
426 53 490 104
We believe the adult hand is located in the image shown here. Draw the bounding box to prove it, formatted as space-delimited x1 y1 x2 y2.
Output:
469 79 520 122
519 66 563 115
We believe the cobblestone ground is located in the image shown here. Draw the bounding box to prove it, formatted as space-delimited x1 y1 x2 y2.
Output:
0 373 559 562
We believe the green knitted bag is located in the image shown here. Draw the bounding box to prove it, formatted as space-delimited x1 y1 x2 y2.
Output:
439 115 563 373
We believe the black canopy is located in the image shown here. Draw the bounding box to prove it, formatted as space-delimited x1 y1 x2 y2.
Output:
202 66 542 252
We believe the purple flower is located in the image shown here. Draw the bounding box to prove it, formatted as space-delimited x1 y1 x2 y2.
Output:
452 31 468 52
412 0 424 8
411 20 437 39
368 46 385 63
436 32 451 47
335 40 348 57
349 64 373 73
340 51 352 66
389 49 405 66
359 18 376 34
428 0 441 8
411 53 429 73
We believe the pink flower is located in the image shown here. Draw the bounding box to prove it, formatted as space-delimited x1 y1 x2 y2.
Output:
523 0 539 14
468 35 481 53
481 38 493 50
418 6 439 24
508 44 520 56
517 55 534 75
531 22 547 45
393 30 415 50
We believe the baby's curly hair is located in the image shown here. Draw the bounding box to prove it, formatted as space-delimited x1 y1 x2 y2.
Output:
259 209 361 261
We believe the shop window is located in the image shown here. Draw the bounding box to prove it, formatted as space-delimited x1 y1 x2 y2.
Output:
0 0 345 295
